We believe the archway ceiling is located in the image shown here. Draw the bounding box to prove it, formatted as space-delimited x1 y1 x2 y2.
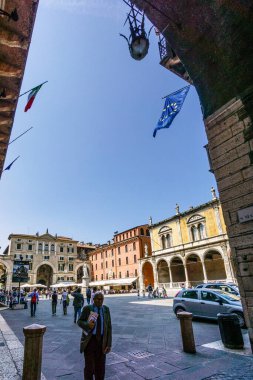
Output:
0 0 39 176
132 0 253 117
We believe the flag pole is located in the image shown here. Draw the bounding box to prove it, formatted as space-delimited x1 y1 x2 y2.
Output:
19 81 48 98
162 85 190 99
9 127 33 145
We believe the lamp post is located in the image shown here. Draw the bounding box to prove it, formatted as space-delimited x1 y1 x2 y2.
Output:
17 254 24 303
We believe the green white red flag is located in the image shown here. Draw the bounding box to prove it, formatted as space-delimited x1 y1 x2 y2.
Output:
24 84 43 112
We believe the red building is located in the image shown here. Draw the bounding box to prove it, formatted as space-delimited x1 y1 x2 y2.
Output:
89 225 151 292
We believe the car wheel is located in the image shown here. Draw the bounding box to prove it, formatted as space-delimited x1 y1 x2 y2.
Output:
234 312 245 328
175 307 185 318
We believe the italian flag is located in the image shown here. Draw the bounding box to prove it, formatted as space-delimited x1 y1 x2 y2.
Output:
24 84 43 112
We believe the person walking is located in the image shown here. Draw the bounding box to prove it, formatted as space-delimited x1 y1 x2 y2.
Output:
29 288 39 317
52 290 58 316
147 284 153 298
78 291 112 380
71 287 84 323
86 286 91 305
61 289 69 315
91 287 97 305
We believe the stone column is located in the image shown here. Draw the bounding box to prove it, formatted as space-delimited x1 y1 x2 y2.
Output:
138 261 144 291
183 265 189 288
152 261 158 289
177 312 196 353
205 93 253 352
201 259 208 283
23 324 46 380
169 266 173 288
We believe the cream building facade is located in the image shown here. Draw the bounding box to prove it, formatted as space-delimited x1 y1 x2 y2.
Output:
140 191 235 291
0 231 95 290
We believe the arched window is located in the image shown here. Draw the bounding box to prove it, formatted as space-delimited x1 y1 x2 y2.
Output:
140 228 144 235
119 258 121 266
38 243 42 251
198 223 205 239
101 274 103 280
50 244 55 252
161 235 166 249
146 230 150 236
166 234 171 248
126 270 129 277
191 226 198 241
44 244 49 251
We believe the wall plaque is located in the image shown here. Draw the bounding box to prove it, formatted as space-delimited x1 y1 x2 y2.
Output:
238 206 253 223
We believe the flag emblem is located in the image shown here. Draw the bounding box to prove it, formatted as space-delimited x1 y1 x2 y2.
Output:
153 85 190 138
24 84 43 112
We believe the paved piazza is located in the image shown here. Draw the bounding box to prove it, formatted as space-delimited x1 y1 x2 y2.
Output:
1 295 253 379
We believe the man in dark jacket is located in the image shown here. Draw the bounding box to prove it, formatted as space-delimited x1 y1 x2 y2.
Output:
71 287 84 323
77 291 112 380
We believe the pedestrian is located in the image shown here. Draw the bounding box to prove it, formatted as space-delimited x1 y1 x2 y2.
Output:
71 287 84 323
29 288 39 317
52 290 58 316
147 284 153 298
91 287 97 305
162 286 167 298
77 291 112 380
142 289 145 298
61 289 69 315
137 289 140 298
86 286 91 305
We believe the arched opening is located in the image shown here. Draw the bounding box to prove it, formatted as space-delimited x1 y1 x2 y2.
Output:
77 266 84 283
0 262 7 289
142 262 154 288
37 264 53 288
157 260 170 283
204 251 226 280
186 254 204 285
161 235 166 249
170 257 185 283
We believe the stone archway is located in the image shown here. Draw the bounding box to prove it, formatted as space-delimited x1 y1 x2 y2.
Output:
142 262 154 288
157 260 170 283
37 264 53 288
204 250 226 281
170 257 185 284
186 254 204 285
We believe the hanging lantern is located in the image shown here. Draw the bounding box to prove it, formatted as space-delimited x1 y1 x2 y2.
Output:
120 1 152 61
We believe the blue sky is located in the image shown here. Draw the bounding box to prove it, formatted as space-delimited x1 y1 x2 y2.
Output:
0 0 216 252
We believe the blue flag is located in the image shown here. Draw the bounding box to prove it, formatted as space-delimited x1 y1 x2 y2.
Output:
4 155 20 171
153 85 190 138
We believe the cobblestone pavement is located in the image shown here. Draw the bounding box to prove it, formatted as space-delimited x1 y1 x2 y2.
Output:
1 296 253 379
204 362 253 379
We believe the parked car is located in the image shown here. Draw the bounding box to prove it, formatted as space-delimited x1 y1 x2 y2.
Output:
195 283 240 296
173 288 245 327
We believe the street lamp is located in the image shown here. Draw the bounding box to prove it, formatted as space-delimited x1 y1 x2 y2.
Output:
0 7 18 21
120 1 152 61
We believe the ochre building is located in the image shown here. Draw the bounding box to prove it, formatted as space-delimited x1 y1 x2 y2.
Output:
89 225 151 291
140 191 235 291
0 231 95 290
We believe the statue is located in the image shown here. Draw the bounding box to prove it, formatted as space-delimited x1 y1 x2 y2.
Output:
82 263 89 279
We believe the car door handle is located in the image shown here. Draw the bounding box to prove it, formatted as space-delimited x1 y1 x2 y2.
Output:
200 302 205 304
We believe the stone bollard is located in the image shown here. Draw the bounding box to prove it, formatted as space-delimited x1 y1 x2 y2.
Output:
177 311 196 353
23 324 46 380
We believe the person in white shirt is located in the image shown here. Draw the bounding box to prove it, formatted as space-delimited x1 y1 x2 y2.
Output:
61 289 68 315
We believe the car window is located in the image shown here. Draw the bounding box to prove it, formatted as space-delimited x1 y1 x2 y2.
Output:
182 290 198 299
201 291 221 302
206 285 217 289
219 291 240 302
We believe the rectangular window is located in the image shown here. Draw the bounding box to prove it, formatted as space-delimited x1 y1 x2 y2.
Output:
28 244 33 251
44 244 49 251
106 273 108 280
101 274 103 280
101 263 103 269
105 251 107 258
95 264 97 270
133 242 136 250
69 257 74 261
101 252 103 259
69 264 74 271
59 256 64 261
60 247 64 253
96 275 98 280
106 261 108 268
112 260 114 267
118 247 120 254
126 270 129 277
58 263 65 271
118 258 121 266
29 263 33 270
119 272 121 278
126 257 128 265
135 269 137 276
16 243 22 250
111 249 114 257
125 245 128 253
134 255 137 263
44 256 50 260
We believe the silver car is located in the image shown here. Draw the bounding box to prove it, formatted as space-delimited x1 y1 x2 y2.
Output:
195 283 239 296
173 288 245 327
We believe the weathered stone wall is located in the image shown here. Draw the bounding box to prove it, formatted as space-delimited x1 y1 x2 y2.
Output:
205 90 253 347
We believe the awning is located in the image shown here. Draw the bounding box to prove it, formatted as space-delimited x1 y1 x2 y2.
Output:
89 277 137 287
50 282 79 288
